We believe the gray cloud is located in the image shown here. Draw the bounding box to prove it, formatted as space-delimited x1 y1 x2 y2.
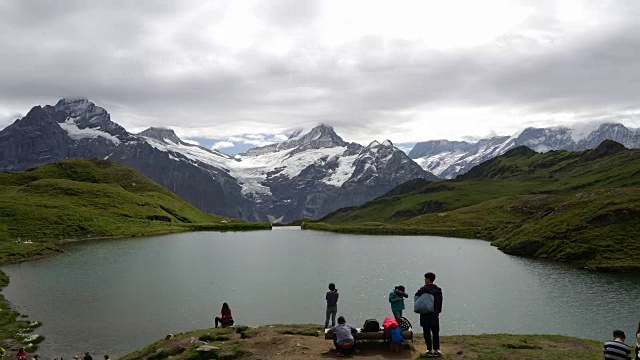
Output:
1 0 640 144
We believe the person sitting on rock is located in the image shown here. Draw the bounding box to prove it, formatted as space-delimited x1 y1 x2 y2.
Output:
327 316 357 356
15 348 27 360
214 302 234 328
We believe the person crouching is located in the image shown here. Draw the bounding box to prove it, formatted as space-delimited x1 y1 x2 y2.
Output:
327 316 357 356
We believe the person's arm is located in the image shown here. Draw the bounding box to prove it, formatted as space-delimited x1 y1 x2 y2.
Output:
327 326 335 334
401 291 408 298
437 291 443 314
326 292 329 301
389 292 398 302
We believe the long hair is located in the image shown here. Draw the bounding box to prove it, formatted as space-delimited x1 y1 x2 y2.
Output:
222 302 230 311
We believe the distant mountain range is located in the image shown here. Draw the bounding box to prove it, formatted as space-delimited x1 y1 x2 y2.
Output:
409 123 640 178
0 98 436 222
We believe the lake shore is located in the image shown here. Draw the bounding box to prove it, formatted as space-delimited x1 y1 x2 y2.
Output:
302 222 639 272
121 324 605 360
0 223 271 355
2 228 635 359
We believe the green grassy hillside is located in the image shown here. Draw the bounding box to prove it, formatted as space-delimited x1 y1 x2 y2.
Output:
313 141 640 270
0 158 270 263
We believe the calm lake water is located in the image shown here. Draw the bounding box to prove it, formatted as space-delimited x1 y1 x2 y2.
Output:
3 228 640 358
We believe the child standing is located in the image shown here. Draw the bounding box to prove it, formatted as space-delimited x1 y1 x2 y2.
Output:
325 283 339 328
389 285 408 319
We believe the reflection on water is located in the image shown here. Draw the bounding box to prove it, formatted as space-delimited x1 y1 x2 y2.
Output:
3 229 639 358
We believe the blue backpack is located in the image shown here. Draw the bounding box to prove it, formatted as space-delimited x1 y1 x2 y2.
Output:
414 293 435 314
390 327 405 344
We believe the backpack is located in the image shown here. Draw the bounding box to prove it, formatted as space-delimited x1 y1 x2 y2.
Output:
361 319 380 332
390 326 405 344
414 293 435 314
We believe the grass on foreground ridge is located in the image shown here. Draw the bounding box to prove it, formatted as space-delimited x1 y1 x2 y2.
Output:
313 142 640 271
120 325 604 360
0 158 270 353
0 158 270 263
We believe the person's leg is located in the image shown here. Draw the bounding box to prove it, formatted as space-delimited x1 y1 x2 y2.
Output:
330 309 337 327
325 308 331 328
423 326 433 352
392 310 401 319
432 315 440 352
214 317 221 328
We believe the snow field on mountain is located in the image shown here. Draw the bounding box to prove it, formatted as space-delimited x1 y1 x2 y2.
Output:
322 153 359 186
59 117 121 145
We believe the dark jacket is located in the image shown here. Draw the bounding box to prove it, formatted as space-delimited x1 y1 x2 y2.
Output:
415 284 443 314
326 290 339 308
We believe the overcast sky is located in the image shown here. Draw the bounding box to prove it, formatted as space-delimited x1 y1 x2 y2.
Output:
1 0 640 153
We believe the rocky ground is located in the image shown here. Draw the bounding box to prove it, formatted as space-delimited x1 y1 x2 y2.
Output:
120 324 604 360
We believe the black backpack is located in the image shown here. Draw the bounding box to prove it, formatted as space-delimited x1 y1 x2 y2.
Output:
361 319 380 332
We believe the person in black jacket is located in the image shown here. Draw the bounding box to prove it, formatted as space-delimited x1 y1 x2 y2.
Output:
415 272 443 358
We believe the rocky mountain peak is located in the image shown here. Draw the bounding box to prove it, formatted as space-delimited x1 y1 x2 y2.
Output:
49 98 131 140
367 140 381 148
55 97 106 119
242 123 347 156
293 124 345 145
139 127 182 144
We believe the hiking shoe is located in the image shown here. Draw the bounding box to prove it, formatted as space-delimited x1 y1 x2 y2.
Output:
433 350 442 357
423 351 435 358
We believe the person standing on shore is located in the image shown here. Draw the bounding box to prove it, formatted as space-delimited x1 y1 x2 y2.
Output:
415 272 443 358
389 285 408 319
325 283 339 329
604 329 631 360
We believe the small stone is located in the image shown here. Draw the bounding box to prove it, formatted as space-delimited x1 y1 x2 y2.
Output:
196 345 220 352
164 334 174 340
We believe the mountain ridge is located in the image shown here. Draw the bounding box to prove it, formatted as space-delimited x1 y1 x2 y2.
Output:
410 123 640 178
0 99 437 222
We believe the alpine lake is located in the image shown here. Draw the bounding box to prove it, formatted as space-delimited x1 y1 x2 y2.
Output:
3 228 640 358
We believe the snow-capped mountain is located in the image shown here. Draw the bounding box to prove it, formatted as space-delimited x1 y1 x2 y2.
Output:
0 98 437 222
409 124 640 179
